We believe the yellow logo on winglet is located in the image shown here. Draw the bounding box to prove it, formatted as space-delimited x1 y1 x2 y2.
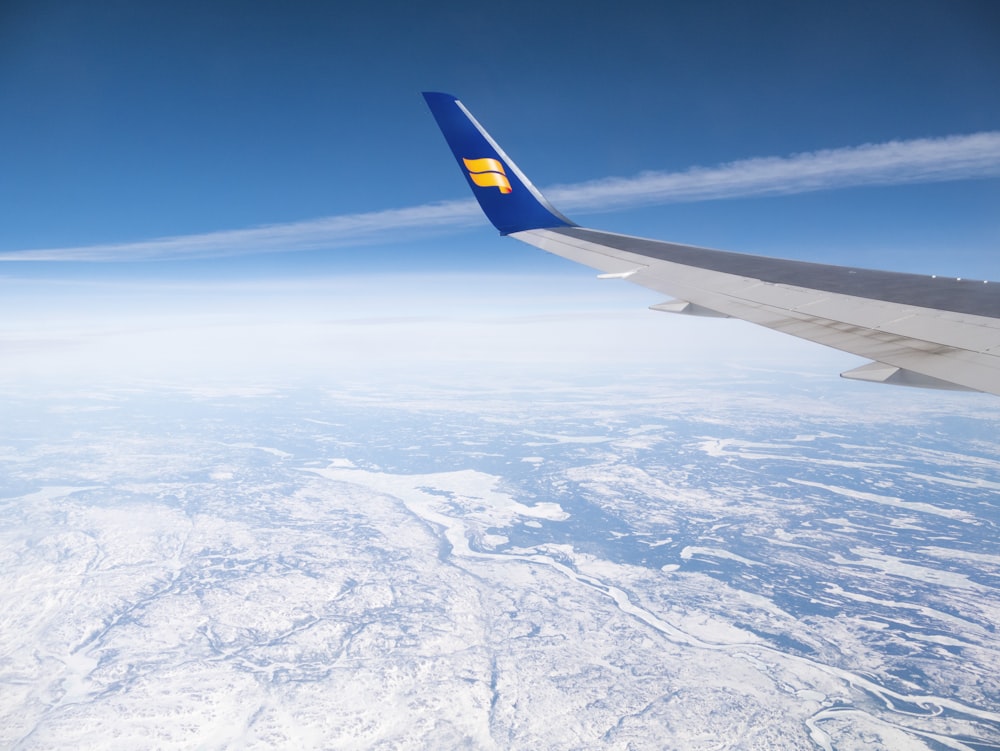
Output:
463 157 512 194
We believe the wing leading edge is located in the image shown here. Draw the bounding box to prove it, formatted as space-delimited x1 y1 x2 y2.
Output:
422 92 1000 396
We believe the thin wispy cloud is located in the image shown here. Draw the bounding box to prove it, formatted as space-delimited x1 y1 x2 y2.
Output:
547 131 1000 210
0 201 482 263
3 131 999 262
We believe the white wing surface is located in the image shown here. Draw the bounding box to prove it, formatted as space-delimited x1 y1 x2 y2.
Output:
423 92 1000 396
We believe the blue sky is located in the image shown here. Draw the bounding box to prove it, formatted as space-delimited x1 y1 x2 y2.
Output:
1 0 999 385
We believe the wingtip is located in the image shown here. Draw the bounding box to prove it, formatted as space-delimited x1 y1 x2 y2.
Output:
422 91 574 234
421 91 458 104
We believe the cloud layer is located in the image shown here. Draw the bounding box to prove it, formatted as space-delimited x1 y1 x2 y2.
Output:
4 131 999 262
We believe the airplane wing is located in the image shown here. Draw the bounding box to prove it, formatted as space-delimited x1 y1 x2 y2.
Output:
422 92 1000 396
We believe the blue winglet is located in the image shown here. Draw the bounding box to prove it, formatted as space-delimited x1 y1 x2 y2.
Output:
422 92 574 235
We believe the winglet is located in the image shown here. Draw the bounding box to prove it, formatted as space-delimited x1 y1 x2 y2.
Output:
422 92 574 235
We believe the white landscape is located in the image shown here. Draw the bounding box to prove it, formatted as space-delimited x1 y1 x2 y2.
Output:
1 375 999 750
